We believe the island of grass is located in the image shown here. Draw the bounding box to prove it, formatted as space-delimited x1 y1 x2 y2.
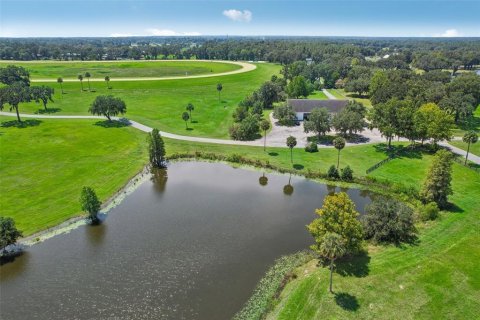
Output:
0 60 243 79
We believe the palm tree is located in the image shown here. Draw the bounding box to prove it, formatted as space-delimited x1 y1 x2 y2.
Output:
186 103 194 122
286 136 297 163
182 112 190 129
85 72 91 91
319 232 346 293
260 119 270 151
78 74 84 91
105 76 110 89
57 77 64 94
333 137 346 169
463 131 478 165
216 83 223 102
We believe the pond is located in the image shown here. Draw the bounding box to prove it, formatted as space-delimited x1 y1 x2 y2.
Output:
0 162 374 320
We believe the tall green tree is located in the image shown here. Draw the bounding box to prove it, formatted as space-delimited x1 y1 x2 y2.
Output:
0 65 30 86
260 119 270 151
57 77 64 94
85 72 91 91
186 103 195 122
0 217 23 254
217 83 223 102
148 128 166 168
369 98 401 148
318 232 346 293
80 186 101 224
304 107 331 139
286 135 297 163
182 111 190 129
78 74 84 91
88 95 126 121
286 76 311 98
31 85 54 111
420 149 453 209
307 192 363 254
0 82 31 122
462 131 478 165
415 103 454 147
333 137 346 168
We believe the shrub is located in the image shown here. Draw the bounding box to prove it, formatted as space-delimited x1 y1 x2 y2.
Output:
273 104 297 126
362 197 416 244
229 114 260 141
419 202 439 221
304 142 318 153
327 165 340 179
341 165 353 181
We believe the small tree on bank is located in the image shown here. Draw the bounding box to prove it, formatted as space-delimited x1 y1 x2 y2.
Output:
148 129 166 168
0 217 23 255
286 136 297 163
420 149 453 209
463 131 478 165
333 137 346 169
319 232 346 293
0 82 31 122
89 95 127 121
80 187 101 224
57 77 64 94
260 119 270 151
186 103 195 122
182 112 190 129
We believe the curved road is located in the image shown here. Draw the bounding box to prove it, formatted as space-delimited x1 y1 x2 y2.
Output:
29 60 257 82
1 111 479 165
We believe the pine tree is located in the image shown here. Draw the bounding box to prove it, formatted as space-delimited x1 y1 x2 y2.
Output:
148 129 166 168
420 149 453 209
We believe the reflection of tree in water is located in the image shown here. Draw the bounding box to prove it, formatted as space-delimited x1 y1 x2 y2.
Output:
326 184 337 195
86 222 107 247
340 187 349 194
283 174 294 196
151 168 168 193
0 251 30 281
259 173 268 186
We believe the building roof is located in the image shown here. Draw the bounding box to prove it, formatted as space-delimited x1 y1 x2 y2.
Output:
287 99 349 113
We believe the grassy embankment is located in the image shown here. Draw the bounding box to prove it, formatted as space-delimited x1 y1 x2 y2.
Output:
0 60 241 79
15 63 279 139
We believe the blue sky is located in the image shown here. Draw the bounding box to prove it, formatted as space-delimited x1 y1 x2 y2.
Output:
1 0 479 37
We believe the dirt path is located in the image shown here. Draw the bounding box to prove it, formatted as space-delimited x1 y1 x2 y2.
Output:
29 60 256 82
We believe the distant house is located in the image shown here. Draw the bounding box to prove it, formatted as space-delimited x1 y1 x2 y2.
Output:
287 99 349 121
306 58 313 65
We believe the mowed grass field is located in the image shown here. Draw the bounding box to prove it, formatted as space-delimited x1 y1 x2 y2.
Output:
17 63 280 138
0 60 241 79
0 116 148 235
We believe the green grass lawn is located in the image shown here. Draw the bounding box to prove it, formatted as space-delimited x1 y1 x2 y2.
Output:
0 60 241 79
452 107 480 138
0 116 148 235
325 89 347 99
17 63 280 139
449 140 480 157
308 91 328 100
337 89 373 108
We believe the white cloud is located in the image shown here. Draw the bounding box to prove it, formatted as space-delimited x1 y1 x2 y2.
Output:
145 28 201 36
223 9 252 22
110 33 135 37
435 29 462 37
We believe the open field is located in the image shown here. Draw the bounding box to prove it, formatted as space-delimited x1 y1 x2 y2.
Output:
17 63 280 138
0 116 148 235
0 60 241 79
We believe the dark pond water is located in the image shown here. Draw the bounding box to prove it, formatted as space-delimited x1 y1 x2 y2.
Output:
0 162 373 320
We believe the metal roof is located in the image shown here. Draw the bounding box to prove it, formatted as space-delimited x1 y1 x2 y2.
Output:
287 99 349 113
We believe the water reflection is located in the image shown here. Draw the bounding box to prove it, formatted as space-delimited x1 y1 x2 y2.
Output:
151 167 168 193
0 251 30 281
259 173 268 186
283 174 294 196
85 221 107 247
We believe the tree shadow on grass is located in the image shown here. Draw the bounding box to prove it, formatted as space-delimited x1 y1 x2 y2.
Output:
94 120 130 128
334 292 360 311
336 251 371 278
446 202 465 213
1 119 42 128
293 164 304 170
373 143 423 159
307 134 336 145
186 127 194 131
36 108 62 114
268 152 279 156
191 120 199 124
